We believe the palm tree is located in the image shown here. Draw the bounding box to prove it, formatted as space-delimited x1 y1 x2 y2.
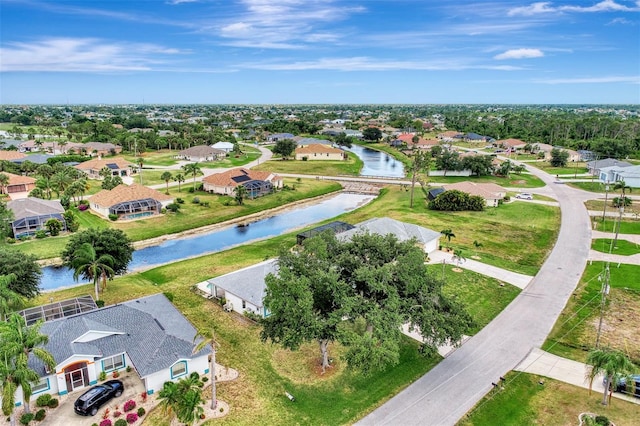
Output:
193 330 217 409
0 275 24 320
70 242 115 301
234 184 247 205
0 173 9 195
182 163 202 191
612 180 632 247
473 240 483 258
137 158 144 185
586 347 637 406
174 173 185 192
409 150 430 208
0 314 56 415
452 249 466 267
440 229 455 249
161 171 173 194
157 381 180 417
0 352 18 426
50 170 73 198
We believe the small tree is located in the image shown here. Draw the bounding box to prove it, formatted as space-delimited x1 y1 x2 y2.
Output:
472 240 483 257
550 148 569 167
161 171 173 195
362 127 382 142
586 348 636 406
272 139 297 160
234 184 247 205
440 229 455 247
44 219 62 236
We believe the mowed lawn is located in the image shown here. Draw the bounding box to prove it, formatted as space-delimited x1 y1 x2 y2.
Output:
459 372 639 426
543 262 640 365
253 152 363 176
592 238 640 255
428 172 546 188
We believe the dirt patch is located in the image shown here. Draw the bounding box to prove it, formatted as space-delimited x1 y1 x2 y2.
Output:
452 267 463 273
510 179 527 185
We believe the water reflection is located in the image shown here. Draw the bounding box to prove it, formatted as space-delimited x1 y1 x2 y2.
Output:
344 145 405 178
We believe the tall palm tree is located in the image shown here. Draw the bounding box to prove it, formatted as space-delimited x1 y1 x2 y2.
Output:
70 243 115 301
0 173 9 195
182 163 202 191
586 347 637 406
157 381 180 417
50 170 73 198
137 158 144 185
0 352 18 426
0 314 56 415
409 150 430 208
193 330 217 409
161 171 173 194
440 229 455 248
174 173 185 193
0 274 24 320
612 180 632 247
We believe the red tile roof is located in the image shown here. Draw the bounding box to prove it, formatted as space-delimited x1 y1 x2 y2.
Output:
89 183 172 207
202 168 282 187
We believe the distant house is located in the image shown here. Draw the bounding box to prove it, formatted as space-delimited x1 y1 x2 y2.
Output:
295 144 345 160
202 168 283 198
599 165 640 188
211 141 235 153
0 151 26 161
437 131 463 142
83 142 122 156
464 133 492 142
0 172 36 199
587 158 632 177
337 217 441 255
7 198 66 238
207 259 276 318
497 138 527 151
88 183 173 220
17 140 38 152
13 293 210 406
177 145 225 162
267 133 294 142
74 157 134 179
442 181 507 207
10 154 54 165
294 137 333 147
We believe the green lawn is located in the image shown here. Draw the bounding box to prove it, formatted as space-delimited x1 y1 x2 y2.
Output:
123 150 180 166
568 181 608 193
459 372 639 426
428 173 546 188
253 152 363 176
531 161 588 176
543 262 640 364
592 217 640 234
592 238 640 255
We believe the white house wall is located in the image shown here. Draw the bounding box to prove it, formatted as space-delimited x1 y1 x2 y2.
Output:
143 356 209 395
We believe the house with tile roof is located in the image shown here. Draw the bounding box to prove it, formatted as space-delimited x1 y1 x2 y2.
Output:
74 157 134 179
442 181 507 207
7 197 66 238
0 150 27 161
83 142 123 156
202 168 283 198
295 143 345 160
177 145 225 162
0 172 36 199
88 183 173 220
16 293 210 406
496 138 527 150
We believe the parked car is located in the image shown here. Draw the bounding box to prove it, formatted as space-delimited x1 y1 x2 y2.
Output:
606 374 640 398
516 193 533 200
74 380 124 416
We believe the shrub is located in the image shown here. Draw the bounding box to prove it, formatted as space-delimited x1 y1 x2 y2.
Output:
98 370 107 381
201 201 210 207
96 300 105 308
47 398 59 408
102 408 111 419
126 413 138 424
78 203 89 211
99 420 112 426
34 230 47 239
108 214 118 221
113 411 122 418
595 416 610 426
123 400 136 412
35 394 52 407
165 203 180 213
78 199 89 206
126 366 132 373
176 198 184 204
139 392 147 403
188 187 195 193
136 407 145 417
192 197 200 204
34 409 46 421
202 376 208 382
114 420 127 426
20 413 34 425
5 237 15 244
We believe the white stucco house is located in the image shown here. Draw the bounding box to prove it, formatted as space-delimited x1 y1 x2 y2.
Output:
15 294 210 407
211 141 235 153
599 165 640 188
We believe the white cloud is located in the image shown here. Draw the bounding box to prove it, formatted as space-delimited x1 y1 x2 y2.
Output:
0 38 186 72
536 75 640 84
240 56 521 71
508 0 640 16
166 0 199 4
494 48 544 60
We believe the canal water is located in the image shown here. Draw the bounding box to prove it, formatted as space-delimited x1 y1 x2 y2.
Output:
344 144 405 178
41 193 374 291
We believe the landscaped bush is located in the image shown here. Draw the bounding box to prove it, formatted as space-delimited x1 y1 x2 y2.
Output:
78 199 89 206
5 237 15 244
96 300 105 308
19 413 34 425
126 413 138 424
192 196 200 204
114 420 127 426
34 409 46 421
123 400 136 412
47 398 59 408
99 420 112 426
429 190 485 211
136 407 145 417
176 198 184 204
166 203 180 212
113 411 122 418
595 415 610 426
108 214 118 221
126 366 132 373
35 394 52 407
78 203 89 211
34 230 47 239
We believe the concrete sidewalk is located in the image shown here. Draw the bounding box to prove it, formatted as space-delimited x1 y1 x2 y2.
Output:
587 250 640 265
515 348 639 405
427 250 534 289
592 230 640 244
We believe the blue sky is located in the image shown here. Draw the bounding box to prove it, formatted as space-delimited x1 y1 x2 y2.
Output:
1 0 639 104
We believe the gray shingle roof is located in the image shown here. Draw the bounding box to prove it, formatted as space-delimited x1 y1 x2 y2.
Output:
7 198 64 221
337 217 440 246
208 259 278 308
34 294 209 377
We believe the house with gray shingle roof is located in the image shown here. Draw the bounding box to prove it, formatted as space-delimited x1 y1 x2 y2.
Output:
176 145 225 162
18 293 210 406
7 197 66 238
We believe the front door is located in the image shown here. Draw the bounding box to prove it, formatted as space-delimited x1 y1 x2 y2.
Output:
64 362 89 393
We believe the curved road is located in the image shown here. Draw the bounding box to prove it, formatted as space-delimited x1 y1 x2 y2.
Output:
358 166 592 425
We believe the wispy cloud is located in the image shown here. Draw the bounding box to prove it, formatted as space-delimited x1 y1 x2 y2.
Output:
214 0 365 49
494 48 544 60
166 0 199 4
607 17 635 24
508 1 640 16
536 75 640 84
240 56 521 71
0 38 187 72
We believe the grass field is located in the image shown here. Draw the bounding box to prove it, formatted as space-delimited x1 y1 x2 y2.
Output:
543 262 640 365
569 181 608 193
428 173 546 188
532 161 588 176
459 372 639 426
592 238 640 255
252 152 363 176
592 217 640 234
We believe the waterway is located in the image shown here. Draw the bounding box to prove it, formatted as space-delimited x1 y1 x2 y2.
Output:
345 144 405 178
41 193 374 291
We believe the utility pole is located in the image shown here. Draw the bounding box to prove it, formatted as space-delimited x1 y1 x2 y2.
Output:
595 263 611 348
601 183 610 224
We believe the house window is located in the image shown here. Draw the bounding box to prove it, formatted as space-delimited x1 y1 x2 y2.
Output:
171 361 187 379
102 354 125 372
32 378 50 394
242 300 246 309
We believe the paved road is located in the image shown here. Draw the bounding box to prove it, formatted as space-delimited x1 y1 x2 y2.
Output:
358 163 592 425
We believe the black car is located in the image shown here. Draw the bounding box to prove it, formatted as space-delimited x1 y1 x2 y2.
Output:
74 380 124 416
605 374 640 398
